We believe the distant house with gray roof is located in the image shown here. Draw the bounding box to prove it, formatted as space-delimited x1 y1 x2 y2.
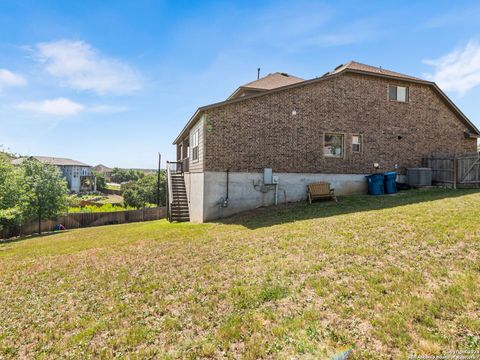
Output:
92 164 113 180
12 156 95 193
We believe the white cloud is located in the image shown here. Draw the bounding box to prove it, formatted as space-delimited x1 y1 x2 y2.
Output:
0 69 26 90
424 41 480 96
16 97 129 117
17 97 84 116
33 40 143 95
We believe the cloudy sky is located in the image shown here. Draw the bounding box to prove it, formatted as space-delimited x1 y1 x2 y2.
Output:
1 0 480 168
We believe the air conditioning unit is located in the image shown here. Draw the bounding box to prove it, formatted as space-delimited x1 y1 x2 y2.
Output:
407 168 432 187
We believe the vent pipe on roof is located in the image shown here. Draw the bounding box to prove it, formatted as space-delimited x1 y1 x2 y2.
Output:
257 68 260 79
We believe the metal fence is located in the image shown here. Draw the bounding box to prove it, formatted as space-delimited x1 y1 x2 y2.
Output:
423 153 480 188
1 207 166 240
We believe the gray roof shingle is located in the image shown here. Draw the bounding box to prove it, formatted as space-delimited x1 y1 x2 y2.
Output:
11 156 91 167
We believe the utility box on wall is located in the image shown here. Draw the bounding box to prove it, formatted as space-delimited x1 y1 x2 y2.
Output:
263 168 273 184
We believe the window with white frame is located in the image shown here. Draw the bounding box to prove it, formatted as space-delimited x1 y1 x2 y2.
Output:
191 130 199 161
324 133 344 158
389 85 409 102
352 134 362 153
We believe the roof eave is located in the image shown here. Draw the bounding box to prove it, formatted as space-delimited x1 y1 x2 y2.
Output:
173 108 202 145
173 67 480 144
430 83 480 136
172 76 333 144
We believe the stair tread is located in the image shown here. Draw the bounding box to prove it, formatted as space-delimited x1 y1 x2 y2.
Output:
168 174 189 222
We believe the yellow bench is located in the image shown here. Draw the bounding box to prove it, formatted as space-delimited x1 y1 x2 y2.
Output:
307 182 337 204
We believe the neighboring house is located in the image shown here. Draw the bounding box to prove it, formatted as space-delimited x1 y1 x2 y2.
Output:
172 61 480 223
92 164 113 180
12 156 95 193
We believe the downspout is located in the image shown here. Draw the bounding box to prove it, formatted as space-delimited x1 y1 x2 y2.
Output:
222 169 230 207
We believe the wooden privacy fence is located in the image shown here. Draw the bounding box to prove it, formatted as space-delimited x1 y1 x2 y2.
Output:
1 207 166 239
423 153 480 188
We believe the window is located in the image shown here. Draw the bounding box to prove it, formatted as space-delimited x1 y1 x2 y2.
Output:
352 134 362 153
324 133 344 158
389 85 408 102
191 130 199 161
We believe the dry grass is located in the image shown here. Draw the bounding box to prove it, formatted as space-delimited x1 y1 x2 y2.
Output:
1 189 479 359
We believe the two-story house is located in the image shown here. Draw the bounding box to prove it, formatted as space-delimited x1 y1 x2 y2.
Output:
171 61 480 222
12 156 95 193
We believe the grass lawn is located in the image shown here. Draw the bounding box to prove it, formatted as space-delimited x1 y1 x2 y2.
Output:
1 189 479 359
106 183 121 191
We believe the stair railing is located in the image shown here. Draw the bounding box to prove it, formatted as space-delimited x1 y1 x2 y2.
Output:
166 161 187 222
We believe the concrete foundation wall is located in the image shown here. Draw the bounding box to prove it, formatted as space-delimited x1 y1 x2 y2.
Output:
184 172 205 223
200 171 368 222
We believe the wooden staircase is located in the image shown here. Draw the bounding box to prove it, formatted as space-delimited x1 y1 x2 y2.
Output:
169 173 190 222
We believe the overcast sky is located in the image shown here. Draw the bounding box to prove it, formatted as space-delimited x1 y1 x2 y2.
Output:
1 0 480 168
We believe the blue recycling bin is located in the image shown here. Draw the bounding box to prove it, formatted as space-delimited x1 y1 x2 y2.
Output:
366 174 385 195
384 172 397 194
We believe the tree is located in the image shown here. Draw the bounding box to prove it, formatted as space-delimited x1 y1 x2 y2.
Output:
93 171 107 192
122 172 165 209
21 159 68 234
0 155 23 231
111 168 144 184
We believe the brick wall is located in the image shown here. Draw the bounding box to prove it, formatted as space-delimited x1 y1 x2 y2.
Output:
202 72 476 174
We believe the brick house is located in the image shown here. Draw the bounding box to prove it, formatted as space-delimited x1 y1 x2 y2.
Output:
171 61 479 222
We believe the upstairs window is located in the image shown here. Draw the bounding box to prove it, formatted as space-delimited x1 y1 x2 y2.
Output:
179 144 183 160
389 85 409 102
324 133 344 158
191 130 199 161
352 134 362 153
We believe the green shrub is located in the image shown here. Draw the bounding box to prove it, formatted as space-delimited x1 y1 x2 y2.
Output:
69 203 136 213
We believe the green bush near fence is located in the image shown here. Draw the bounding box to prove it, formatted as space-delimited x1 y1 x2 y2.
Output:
68 204 137 213
68 203 156 213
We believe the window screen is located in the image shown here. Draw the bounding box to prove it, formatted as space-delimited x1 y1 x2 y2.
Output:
191 130 199 161
352 135 362 153
389 85 408 102
324 133 344 157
